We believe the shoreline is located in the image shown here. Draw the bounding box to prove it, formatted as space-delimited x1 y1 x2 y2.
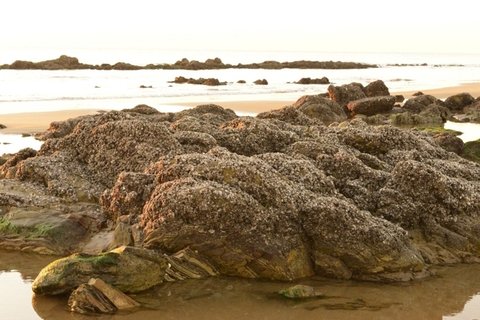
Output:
1 82 479 135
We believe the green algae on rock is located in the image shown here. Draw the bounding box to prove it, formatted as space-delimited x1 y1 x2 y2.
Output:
463 139 480 163
32 246 167 295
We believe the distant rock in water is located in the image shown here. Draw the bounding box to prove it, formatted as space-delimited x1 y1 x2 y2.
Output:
0 124 6 129
0 56 377 70
237 80 246 84
253 79 268 85
238 60 377 69
6 55 93 70
169 76 227 86
111 62 142 70
295 77 330 85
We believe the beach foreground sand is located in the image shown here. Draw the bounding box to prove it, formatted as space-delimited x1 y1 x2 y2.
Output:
1 82 479 135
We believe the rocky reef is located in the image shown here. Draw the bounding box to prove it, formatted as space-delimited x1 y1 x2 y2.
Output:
1 81 480 307
0 55 377 70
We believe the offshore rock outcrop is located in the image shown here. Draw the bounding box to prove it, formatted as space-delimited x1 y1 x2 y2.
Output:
0 55 378 70
2 94 480 288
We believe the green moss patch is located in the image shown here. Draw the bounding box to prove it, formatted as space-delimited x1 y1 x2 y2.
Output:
462 140 480 163
0 217 20 234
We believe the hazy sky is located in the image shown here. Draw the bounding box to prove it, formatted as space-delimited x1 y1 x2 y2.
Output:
2 0 479 54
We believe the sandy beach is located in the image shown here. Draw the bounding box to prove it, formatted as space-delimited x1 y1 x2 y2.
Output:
1 82 479 135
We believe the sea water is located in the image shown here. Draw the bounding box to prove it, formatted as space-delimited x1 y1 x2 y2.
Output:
1 249 480 320
1 50 479 114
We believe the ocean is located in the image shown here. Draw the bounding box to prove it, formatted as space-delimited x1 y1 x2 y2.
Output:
0 50 480 114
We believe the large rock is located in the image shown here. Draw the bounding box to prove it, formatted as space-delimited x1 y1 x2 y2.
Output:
258 95 347 126
364 80 390 97
3 100 480 286
445 93 475 112
129 147 424 281
293 95 347 123
433 133 464 155
32 246 167 295
328 83 366 107
390 104 451 126
403 95 444 113
346 96 396 116
464 100 480 123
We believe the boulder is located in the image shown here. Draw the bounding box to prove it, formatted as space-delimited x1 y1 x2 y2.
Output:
32 246 167 295
257 106 318 126
135 147 425 281
403 95 444 113
445 93 475 112
346 96 396 116
293 95 347 124
0 124 6 129
464 100 480 123
395 95 405 103
390 104 450 126
254 79 268 85
237 80 246 84
328 83 366 107
364 80 390 97
433 133 464 155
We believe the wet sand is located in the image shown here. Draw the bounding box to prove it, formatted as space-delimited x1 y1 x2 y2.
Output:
1 82 479 135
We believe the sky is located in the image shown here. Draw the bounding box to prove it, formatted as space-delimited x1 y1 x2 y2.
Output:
1 0 479 55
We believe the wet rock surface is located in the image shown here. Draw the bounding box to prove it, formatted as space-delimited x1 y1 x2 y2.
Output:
1 85 479 293
32 246 168 295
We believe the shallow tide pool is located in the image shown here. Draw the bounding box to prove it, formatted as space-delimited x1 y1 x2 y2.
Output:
1 250 480 320
0 133 43 155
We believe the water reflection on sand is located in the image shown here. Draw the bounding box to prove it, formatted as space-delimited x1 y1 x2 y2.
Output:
1 250 479 320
